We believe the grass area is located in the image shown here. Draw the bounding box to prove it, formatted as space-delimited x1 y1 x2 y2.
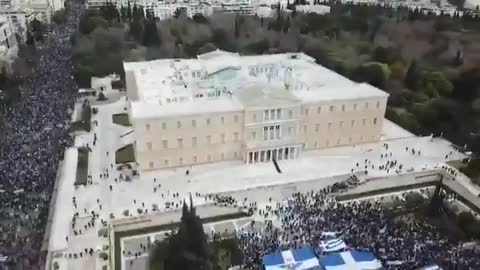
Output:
68 104 92 133
75 147 89 186
112 113 131 127
115 144 135 164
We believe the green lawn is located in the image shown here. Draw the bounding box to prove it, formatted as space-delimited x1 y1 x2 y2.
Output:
112 113 131 127
69 105 92 133
115 144 135 164
75 147 89 185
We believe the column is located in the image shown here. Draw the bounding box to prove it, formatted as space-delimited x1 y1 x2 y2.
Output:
249 152 253 164
254 151 259 163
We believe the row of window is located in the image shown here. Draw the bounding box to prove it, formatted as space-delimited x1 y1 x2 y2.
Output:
305 117 378 133
146 133 240 150
148 152 239 168
303 101 382 116
145 115 240 131
248 118 378 141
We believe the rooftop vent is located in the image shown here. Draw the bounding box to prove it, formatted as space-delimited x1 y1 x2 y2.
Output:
289 54 299 59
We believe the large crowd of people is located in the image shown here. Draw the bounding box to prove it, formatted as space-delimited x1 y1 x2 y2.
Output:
0 2 82 268
238 182 480 270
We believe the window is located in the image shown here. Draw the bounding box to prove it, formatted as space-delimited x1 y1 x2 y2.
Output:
349 137 352 143
330 105 334 112
234 152 238 159
376 101 380 109
342 104 345 112
162 122 166 130
277 109 281 119
288 127 293 135
337 138 341 145
177 121 182 128
193 155 197 162
289 110 293 118
340 121 344 128
192 119 196 128
179 157 183 165
234 115 239 123
221 133 225 144
264 110 269 120
234 132 239 142
362 119 366 126
252 131 257 140
192 137 197 147
269 126 274 140
365 102 369 109
164 160 169 166
145 124 151 131
149 161 154 169
264 127 268 140
315 124 320 132
275 125 280 139
147 142 152 150
353 104 357 111
208 154 212 161
162 140 168 149
317 106 321 114
177 138 183 148
328 122 332 129
221 116 225 124
253 113 257 121
271 109 275 120
373 118 377 125
221 153 225 160
304 108 309 116
351 120 355 127
206 118 211 126
207 136 211 144
303 125 307 134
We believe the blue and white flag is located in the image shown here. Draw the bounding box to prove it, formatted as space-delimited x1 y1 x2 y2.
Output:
0 255 8 262
320 250 383 270
320 238 347 252
262 247 320 270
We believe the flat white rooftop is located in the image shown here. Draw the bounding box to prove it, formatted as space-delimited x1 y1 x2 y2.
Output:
125 51 388 119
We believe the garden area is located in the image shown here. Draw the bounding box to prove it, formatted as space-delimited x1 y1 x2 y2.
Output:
69 101 92 133
112 113 131 126
75 147 89 185
115 144 135 164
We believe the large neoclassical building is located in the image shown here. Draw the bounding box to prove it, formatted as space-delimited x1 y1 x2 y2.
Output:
124 50 389 171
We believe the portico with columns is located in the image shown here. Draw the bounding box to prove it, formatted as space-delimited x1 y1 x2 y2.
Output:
245 144 302 164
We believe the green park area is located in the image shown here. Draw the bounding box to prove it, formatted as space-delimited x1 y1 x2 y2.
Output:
75 147 89 185
69 103 92 133
115 144 135 164
112 113 131 126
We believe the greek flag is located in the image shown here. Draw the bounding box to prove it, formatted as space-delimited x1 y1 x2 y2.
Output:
0 255 8 262
320 238 347 252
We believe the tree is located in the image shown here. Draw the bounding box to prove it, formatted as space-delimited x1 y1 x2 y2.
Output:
149 197 212 270
405 60 420 90
452 68 480 101
143 18 160 46
197 43 217 55
352 62 391 89
404 192 426 210
52 9 67 24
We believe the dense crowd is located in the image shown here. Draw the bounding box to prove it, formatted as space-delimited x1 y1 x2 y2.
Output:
238 181 480 270
0 2 82 268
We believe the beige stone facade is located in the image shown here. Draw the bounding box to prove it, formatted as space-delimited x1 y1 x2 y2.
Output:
124 50 388 171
